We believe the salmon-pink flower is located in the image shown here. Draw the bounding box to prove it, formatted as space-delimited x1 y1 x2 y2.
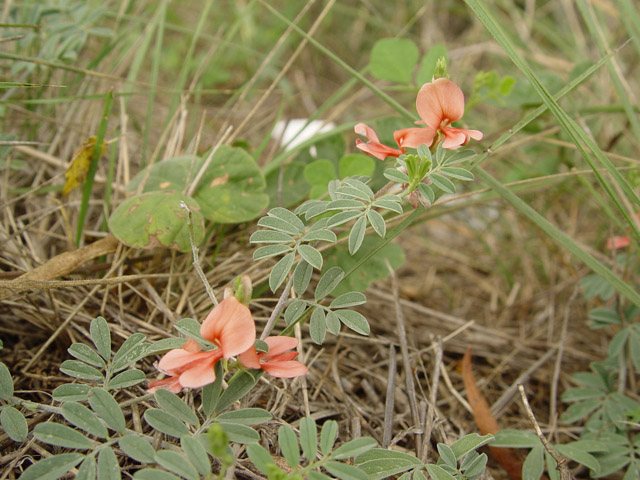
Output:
149 297 256 391
409 78 482 150
393 79 483 151
607 236 630 250
354 123 404 160
239 336 308 378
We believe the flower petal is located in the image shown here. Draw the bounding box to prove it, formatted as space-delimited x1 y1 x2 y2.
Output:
262 360 308 378
264 336 298 357
178 358 218 388
158 348 212 373
607 236 630 249
356 141 402 160
394 127 436 149
148 376 182 394
441 126 483 149
416 78 465 129
200 297 256 358
238 346 261 369
354 123 381 143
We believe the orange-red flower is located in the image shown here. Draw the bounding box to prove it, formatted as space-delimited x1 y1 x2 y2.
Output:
149 297 256 392
607 236 630 250
356 79 482 159
354 123 404 160
397 78 482 150
238 336 307 378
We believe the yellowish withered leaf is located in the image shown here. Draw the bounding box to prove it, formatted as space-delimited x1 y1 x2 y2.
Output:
63 136 106 196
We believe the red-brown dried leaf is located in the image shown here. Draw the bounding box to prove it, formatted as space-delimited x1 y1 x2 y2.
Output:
462 347 524 480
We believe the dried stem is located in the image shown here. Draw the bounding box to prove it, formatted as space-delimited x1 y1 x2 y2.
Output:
518 384 573 480
181 201 218 306
260 275 294 340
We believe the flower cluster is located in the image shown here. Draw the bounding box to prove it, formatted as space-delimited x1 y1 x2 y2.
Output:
355 78 482 160
148 296 307 393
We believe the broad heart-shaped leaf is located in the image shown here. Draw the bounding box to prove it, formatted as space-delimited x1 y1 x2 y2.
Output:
265 160 310 208
416 43 447 85
126 155 201 193
339 154 375 179
108 192 204 252
370 38 419 84
193 146 269 223
304 159 337 199
323 237 405 296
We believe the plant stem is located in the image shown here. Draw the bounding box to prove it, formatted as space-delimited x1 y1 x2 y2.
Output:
260 275 294 340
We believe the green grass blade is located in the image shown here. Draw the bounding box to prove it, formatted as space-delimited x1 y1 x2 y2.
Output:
257 0 414 122
475 167 640 307
576 1 640 145
614 0 640 57
143 1 168 165
464 0 640 242
167 0 214 119
76 90 115 246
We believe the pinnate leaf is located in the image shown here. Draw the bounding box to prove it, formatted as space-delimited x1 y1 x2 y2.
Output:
19 453 84 480
89 387 125 433
62 402 108 439
98 448 120 480
144 408 189 438
279 424 300 467
1 406 28 442
154 388 200 426
119 435 156 463
34 423 93 449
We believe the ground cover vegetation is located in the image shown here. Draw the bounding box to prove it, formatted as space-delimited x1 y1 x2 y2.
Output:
1 1 639 479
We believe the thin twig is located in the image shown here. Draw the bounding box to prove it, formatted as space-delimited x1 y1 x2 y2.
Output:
422 337 442 462
260 275 294 340
181 201 217 306
550 287 578 429
387 260 421 458
382 345 396 448
518 385 573 480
